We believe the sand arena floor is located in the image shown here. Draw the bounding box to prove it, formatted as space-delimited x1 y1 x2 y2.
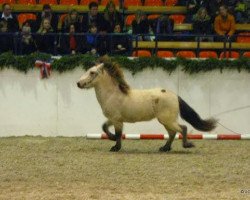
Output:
0 136 249 200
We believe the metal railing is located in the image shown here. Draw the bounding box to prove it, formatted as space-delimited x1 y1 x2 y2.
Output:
0 32 249 56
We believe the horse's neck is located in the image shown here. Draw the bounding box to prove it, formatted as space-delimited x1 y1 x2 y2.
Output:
94 73 119 106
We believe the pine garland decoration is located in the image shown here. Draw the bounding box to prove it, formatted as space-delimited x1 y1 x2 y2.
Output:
0 52 249 74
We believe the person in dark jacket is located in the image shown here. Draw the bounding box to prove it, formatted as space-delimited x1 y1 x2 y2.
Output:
103 0 123 32
20 21 37 54
151 14 174 41
207 0 225 21
192 7 213 41
111 23 130 55
132 10 150 41
35 18 55 54
61 9 82 33
0 3 19 33
186 0 208 22
81 2 109 33
36 4 58 32
0 20 14 53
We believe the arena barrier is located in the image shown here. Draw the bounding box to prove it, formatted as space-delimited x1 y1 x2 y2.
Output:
86 133 250 140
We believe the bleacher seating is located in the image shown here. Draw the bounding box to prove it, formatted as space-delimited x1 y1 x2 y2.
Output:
39 0 58 5
79 0 98 5
125 14 135 27
144 0 164 6
59 0 78 5
18 13 36 27
0 0 16 3
237 32 250 43
169 14 185 24
243 51 250 58
124 0 142 8
100 0 120 6
157 50 174 58
18 0 36 4
132 50 152 57
166 0 178 6
219 51 240 59
199 51 218 58
176 51 196 58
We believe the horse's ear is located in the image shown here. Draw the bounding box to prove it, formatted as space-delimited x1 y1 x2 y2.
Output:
97 63 104 73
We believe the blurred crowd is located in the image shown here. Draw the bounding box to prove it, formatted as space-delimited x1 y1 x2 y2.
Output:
0 0 249 56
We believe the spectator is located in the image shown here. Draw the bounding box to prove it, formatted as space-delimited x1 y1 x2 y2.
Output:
81 1 109 33
36 4 58 32
62 9 82 33
235 0 250 23
132 10 150 41
0 3 19 32
58 24 82 55
20 21 36 54
207 0 225 21
36 18 55 54
186 0 208 22
151 14 174 41
192 7 213 41
111 23 130 55
103 0 123 32
0 20 14 53
214 5 236 40
84 23 100 56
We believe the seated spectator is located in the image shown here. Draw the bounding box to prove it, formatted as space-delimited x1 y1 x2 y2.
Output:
20 21 36 55
36 18 55 54
36 4 58 32
214 5 236 41
0 20 14 53
0 3 19 32
111 23 130 55
81 1 109 33
132 10 150 41
103 0 123 32
186 0 208 23
83 24 106 56
207 0 225 21
235 0 250 23
58 24 82 55
150 14 174 41
193 7 213 41
62 9 82 33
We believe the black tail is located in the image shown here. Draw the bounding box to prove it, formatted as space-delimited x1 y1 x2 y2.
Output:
178 96 217 132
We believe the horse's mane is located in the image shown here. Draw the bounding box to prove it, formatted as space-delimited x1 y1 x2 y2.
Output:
98 56 130 95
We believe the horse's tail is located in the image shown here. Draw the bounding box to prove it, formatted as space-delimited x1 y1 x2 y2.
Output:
102 121 116 141
178 96 217 131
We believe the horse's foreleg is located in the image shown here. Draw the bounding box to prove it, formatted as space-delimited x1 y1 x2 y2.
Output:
110 123 123 152
102 120 116 141
180 125 195 148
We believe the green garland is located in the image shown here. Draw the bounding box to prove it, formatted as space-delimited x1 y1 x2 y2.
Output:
0 52 250 74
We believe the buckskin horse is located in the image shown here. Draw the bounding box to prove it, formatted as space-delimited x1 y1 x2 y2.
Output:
77 56 217 152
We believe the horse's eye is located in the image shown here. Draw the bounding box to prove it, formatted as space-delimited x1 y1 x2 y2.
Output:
90 71 96 76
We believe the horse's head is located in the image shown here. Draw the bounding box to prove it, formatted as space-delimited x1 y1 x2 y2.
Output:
77 63 104 89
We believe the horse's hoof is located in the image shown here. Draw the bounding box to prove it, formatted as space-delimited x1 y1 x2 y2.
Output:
159 146 171 152
183 142 195 148
110 145 121 152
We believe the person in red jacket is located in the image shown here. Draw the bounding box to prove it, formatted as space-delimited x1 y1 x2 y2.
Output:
214 5 236 41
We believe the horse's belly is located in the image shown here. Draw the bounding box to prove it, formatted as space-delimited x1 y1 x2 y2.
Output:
121 105 155 123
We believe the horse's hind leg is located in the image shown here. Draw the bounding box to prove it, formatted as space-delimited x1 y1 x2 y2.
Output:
159 126 176 152
180 125 195 148
102 120 116 141
110 122 123 152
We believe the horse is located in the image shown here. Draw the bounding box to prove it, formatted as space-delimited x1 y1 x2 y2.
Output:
77 56 217 152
